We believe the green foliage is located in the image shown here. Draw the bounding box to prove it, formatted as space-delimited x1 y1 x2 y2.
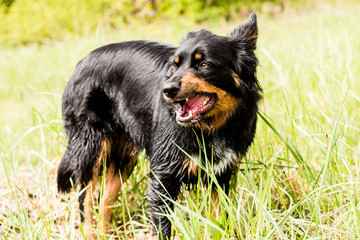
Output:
1 0 15 8
0 0 314 45
0 0 114 44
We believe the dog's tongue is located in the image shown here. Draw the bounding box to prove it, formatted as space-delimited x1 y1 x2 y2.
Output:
177 95 214 122
184 95 206 111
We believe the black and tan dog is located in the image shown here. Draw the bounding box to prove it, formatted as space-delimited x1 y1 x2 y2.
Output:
57 12 261 239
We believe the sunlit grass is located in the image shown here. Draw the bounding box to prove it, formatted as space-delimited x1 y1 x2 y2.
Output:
1 2 360 239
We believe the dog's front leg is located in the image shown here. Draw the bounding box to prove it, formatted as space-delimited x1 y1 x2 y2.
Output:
148 169 181 240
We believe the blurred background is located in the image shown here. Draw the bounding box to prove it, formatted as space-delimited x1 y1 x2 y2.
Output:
1 0 315 45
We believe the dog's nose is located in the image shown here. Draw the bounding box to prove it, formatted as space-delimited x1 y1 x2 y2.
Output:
163 82 180 99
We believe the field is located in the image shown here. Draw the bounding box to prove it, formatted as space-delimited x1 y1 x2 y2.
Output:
1 2 360 239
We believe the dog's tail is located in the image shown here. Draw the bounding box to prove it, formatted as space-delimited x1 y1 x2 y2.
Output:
57 143 76 192
57 131 104 193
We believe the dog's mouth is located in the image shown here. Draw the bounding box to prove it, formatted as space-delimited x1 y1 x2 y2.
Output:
175 94 216 123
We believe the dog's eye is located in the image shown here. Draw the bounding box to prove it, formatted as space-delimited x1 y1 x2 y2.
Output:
199 62 209 68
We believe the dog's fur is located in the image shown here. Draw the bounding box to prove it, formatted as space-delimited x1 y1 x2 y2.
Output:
57 13 261 239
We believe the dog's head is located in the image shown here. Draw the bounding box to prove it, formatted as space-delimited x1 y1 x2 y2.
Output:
163 12 260 132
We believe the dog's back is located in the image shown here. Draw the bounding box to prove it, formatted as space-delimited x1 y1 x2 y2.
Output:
58 41 175 192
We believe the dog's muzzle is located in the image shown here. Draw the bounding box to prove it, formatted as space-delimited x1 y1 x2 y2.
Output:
163 82 180 99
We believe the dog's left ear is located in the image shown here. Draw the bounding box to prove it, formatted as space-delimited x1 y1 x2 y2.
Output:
229 12 258 51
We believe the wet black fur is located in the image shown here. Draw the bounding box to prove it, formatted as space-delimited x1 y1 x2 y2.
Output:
57 13 261 239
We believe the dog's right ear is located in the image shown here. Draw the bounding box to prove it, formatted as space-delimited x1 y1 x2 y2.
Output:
229 12 258 51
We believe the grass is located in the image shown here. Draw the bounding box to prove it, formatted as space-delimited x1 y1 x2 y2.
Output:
1 2 360 239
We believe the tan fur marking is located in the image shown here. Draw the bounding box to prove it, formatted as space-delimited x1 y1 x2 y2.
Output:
83 139 111 239
98 139 111 162
174 55 180 64
180 73 240 132
98 136 138 232
99 162 122 231
242 26 258 50
247 31 258 50
210 189 221 219
232 71 242 88
183 157 198 177
194 53 202 60
83 181 96 240
251 34 258 48
83 136 138 237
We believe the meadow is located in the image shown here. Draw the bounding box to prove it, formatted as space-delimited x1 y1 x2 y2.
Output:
1 2 360 239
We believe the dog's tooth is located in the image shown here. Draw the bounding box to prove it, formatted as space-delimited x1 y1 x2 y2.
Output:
202 96 210 107
189 110 193 118
186 98 189 101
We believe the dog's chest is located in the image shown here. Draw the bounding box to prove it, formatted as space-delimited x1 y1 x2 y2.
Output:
189 137 238 175
211 139 238 173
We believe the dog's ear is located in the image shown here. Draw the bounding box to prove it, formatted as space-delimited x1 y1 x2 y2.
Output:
229 12 258 51
229 12 258 81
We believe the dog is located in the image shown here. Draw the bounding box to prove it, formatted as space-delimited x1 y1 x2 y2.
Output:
57 12 261 239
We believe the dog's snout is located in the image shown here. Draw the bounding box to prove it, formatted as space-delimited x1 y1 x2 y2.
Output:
163 82 180 99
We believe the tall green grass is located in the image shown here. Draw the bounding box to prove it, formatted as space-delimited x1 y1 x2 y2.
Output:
1 2 360 239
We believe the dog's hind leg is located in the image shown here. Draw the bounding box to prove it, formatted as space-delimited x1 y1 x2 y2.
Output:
57 132 105 239
81 180 97 239
76 138 110 239
98 161 121 232
210 171 232 219
98 134 138 233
